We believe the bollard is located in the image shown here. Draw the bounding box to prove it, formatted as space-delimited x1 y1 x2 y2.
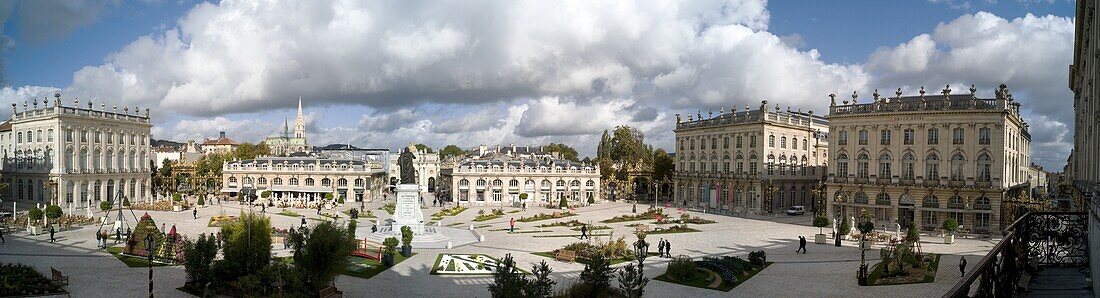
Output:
479 235 485 242
469 224 474 231
446 241 452 249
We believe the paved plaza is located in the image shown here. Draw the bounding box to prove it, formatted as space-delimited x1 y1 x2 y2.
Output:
0 198 999 297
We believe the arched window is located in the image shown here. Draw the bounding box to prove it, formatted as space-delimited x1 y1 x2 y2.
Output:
243 177 254 185
272 178 283 185
722 154 730 173
976 153 992 182
974 197 991 210
289 178 299 186
876 193 891 205
926 153 940 179
79 148 88 171
856 153 869 178
769 135 775 147
950 153 966 180
901 152 915 179
948 196 965 209
878 152 892 178
105 149 113 171
322 178 332 186
767 154 775 175
854 191 868 204
257 177 267 185
922 195 939 208
338 178 348 187
780 136 787 148
228 177 238 185
305 178 315 186
509 179 519 188
837 153 849 177
93 148 101 170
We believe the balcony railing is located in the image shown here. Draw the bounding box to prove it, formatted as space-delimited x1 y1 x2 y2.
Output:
944 212 1089 297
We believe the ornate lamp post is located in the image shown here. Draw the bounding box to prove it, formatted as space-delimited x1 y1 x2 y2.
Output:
762 180 778 215
633 235 649 285
833 191 846 247
144 232 158 298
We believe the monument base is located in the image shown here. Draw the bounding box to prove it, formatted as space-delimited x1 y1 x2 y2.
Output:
391 184 424 235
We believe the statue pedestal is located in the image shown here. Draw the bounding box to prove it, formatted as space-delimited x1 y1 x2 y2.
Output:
392 184 424 235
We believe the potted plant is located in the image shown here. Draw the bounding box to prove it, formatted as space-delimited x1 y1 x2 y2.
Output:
941 218 959 244
559 197 568 210
812 213 830 244
27 207 43 235
837 215 851 245
382 237 399 266
44 205 63 231
857 210 875 250
400 226 414 257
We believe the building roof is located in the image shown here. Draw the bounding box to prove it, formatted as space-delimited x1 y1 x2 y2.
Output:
459 158 595 170
0 120 11 132
202 137 238 146
229 156 367 166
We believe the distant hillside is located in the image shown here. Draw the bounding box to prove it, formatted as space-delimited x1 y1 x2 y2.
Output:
151 139 184 149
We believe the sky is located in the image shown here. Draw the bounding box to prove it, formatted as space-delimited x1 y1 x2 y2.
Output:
0 0 1077 170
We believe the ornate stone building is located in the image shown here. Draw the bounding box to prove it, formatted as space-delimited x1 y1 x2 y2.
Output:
264 98 310 156
1 94 153 210
449 157 600 207
200 131 238 155
673 101 829 214
1069 0 1100 291
825 85 1032 235
220 156 387 204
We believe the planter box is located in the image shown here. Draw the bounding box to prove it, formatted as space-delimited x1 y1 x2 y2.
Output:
173 206 182 212
859 240 872 250
815 234 827 244
27 226 39 235
944 234 954 244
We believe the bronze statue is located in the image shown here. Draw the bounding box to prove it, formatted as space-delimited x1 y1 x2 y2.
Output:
398 147 416 184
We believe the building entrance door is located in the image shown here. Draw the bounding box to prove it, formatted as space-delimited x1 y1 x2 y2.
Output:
899 207 915 228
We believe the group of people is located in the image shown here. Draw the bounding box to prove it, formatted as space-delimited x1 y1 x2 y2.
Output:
655 238 673 257
94 228 128 248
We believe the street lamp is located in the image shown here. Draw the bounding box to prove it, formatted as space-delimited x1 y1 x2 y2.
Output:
144 232 157 298
633 235 649 293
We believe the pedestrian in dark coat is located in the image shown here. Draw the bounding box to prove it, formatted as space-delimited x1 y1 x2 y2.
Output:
960 256 967 276
797 236 807 254
193 208 198 219
580 224 588 239
657 238 665 257
49 226 56 243
665 240 672 257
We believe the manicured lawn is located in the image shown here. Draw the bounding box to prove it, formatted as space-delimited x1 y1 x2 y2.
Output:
568 225 611 231
646 226 701 235
865 254 941 286
277 254 414 280
277 210 301 217
531 233 611 238
106 246 173 268
654 262 773 291
431 207 467 218
516 212 575 223
473 214 502 222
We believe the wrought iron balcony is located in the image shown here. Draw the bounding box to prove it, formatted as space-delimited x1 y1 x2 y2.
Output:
945 212 1090 297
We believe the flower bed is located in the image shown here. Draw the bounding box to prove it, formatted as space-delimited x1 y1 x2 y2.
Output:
655 251 772 291
131 200 190 211
474 208 505 222
866 253 940 286
536 219 585 228
430 254 519 275
381 203 396 215
600 209 666 223
531 237 655 265
646 225 700 235
207 215 238 227
517 211 575 223
0 263 67 296
659 213 717 225
431 206 467 218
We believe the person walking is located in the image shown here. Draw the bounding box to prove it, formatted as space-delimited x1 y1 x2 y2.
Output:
193 208 198 219
796 236 807 254
0 226 5 243
95 230 101 248
262 204 266 214
580 224 589 240
657 238 665 257
509 218 516 233
959 256 967 277
665 240 672 257
371 224 378 233
49 226 56 243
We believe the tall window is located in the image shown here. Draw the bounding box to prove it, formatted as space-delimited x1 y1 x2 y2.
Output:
903 129 914 145
950 153 966 180
978 128 991 145
952 128 965 145
837 154 849 177
878 152 892 178
857 153 869 178
750 135 757 147
901 152 915 179
780 136 787 149
767 154 775 175
838 131 848 145
723 137 729 149
858 130 868 145
711 138 717 150
690 139 695 150
928 128 939 144
792 138 798 150
803 139 808 149
977 153 992 181
880 129 891 145
769 135 775 147
736 136 743 148
926 153 940 179
749 153 758 174
47 129 54 142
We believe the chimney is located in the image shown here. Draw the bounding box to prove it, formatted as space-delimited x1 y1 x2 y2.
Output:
479 144 487 157
220 131 226 139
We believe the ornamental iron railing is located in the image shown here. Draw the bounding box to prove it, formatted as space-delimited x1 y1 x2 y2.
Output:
944 212 1089 298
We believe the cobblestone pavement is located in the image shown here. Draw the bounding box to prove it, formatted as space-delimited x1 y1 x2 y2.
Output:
0 198 998 297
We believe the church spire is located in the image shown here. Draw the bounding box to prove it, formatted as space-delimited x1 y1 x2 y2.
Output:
294 96 306 139
283 116 289 138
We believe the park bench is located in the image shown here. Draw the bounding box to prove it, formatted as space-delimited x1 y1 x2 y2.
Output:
319 285 342 298
50 267 68 286
554 250 577 263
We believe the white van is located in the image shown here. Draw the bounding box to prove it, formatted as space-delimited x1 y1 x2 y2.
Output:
786 206 806 215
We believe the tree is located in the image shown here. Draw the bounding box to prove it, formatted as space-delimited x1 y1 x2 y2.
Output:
906 222 921 243
598 157 615 180
527 260 555 297
413 143 433 153
596 130 612 159
579 252 614 297
488 254 527 298
559 197 568 209
857 209 875 238
543 143 579 162
100 201 112 211
617 263 648 298
289 221 356 293
214 212 273 281
27 207 43 223
652 148 674 182
838 216 851 238
44 205 63 222
439 145 465 158
183 233 218 288
813 213 831 234
942 218 959 235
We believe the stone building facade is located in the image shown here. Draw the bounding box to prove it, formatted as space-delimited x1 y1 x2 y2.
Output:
388 145 440 193
1069 0 1100 292
1 94 153 210
449 158 600 207
221 157 387 203
673 101 829 214
825 86 1032 235
264 98 310 156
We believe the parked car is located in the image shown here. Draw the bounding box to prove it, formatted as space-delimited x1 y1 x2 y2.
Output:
786 206 805 215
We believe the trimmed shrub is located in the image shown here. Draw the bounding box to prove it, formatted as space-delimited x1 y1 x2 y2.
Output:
100 201 112 211
665 256 696 282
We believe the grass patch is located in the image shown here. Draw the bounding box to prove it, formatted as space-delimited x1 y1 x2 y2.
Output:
508 210 521 214
865 254 940 286
473 214 502 222
431 207 467 217
531 233 611 238
343 209 377 219
600 210 666 223
106 246 173 268
654 262 773 292
446 222 466 227
380 203 395 215
276 254 414 280
646 226 701 235
568 225 611 231
277 210 301 217
536 220 585 228
517 212 575 223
